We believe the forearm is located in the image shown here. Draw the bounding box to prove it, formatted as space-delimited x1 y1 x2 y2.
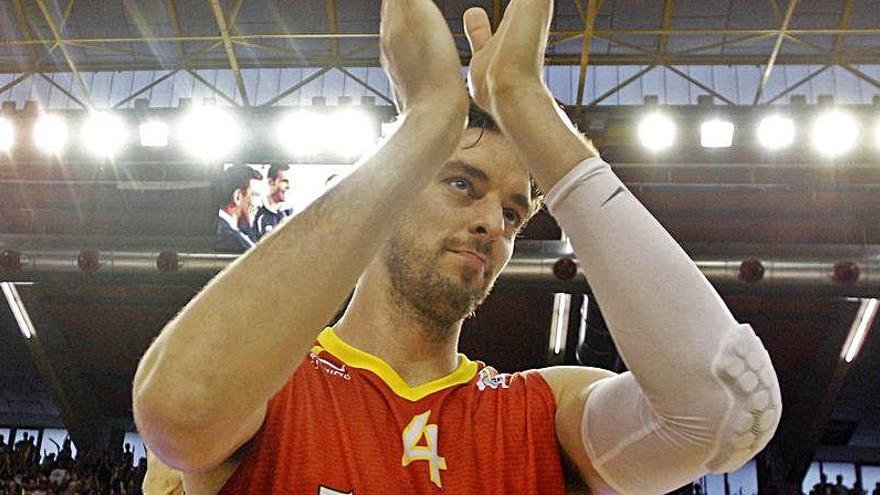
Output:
490 82 598 191
133 103 466 456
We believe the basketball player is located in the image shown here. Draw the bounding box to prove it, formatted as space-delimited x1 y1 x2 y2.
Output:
133 0 781 493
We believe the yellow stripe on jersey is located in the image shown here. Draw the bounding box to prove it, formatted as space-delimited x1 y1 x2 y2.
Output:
317 327 478 402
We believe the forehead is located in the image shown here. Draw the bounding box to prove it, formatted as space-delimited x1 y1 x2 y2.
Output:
448 129 531 194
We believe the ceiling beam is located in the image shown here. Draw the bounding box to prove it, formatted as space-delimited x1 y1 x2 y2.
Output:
3 28 880 48
833 0 855 54
11 0 39 68
664 65 736 105
34 0 91 107
753 0 799 105
6 52 880 74
326 0 339 61
764 64 830 104
187 69 240 106
164 0 187 62
0 72 33 98
658 0 675 55
575 0 603 112
209 0 249 106
584 64 656 108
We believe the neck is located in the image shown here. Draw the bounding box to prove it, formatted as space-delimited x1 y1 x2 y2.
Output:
265 198 281 211
333 269 463 388
220 206 242 227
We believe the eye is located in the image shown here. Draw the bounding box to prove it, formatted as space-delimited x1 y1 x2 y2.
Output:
447 177 473 193
503 208 521 226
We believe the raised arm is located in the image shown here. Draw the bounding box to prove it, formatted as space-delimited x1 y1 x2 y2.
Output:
132 0 468 473
465 2 781 493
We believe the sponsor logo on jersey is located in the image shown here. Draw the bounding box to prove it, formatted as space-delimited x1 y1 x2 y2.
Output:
476 367 510 391
310 353 352 380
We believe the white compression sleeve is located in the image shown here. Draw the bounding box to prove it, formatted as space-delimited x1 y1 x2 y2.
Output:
545 157 781 495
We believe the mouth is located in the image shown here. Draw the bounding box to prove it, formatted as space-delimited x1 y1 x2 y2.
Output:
449 249 488 268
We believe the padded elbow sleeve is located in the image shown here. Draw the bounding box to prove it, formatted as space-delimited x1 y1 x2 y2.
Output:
581 323 781 495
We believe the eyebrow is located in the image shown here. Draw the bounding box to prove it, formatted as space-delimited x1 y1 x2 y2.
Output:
446 160 531 214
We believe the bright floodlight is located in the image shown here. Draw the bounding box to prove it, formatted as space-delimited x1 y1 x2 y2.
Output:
139 120 168 147
33 114 68 154
874 120 880 150
700 119 735 148
812 110 860 157
179 106 240 159
82 112 127 157
0 118 13 152
330 109 377 158
757 115 795 150
638 112 676 151
277 110 329 157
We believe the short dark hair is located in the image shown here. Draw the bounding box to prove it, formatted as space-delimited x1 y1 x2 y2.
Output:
464 102 544 220
214 165 263 209
267 163 290 181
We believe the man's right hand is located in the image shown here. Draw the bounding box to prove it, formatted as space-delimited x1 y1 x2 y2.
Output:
380 0 467 114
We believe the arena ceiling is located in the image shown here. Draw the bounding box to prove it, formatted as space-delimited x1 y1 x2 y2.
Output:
1 0 880 107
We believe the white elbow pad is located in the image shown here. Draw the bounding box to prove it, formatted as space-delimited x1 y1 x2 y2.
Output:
581 324 781 495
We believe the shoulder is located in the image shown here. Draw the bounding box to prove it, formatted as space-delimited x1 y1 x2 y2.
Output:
534 366 617 407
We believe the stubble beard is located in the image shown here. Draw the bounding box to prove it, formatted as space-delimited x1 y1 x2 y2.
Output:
384 227 496 343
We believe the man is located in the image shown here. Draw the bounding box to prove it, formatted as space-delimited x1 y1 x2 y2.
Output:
133 1 781 494
252 163 293 241
213 165 262 253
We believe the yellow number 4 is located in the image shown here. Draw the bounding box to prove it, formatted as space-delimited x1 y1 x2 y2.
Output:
401 411 447 488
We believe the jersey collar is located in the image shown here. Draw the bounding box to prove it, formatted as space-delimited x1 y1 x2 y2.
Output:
315 327 478 402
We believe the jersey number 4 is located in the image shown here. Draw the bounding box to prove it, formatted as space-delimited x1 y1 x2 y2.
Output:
401 410 447 488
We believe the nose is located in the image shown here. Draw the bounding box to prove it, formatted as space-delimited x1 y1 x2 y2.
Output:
468 197 505 239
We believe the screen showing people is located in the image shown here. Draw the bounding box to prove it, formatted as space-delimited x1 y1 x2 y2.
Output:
214 163 353 253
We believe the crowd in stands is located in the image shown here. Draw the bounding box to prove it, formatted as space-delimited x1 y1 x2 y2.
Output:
0 433 145 495
810 474 880 495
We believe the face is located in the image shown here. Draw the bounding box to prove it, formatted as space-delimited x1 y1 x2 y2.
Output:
382 128 532 335
270 170 290 204
236 179 263 223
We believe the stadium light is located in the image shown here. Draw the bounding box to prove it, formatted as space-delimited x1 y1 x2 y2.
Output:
139 120 169 147
82 112 127 157
700 119 735 148
813 110 860 157
841 298 878 363
756 115 795 150
33 114 68 154
0 118 13 152
1 282 36 339
179 106 240 160
331 109 377 158
874 119 880 150
638 112 676 152
277 110 329 157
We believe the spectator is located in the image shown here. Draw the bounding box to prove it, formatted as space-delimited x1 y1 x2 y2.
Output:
834 475 851 495
871 482 880 495
213 164 263 253
253 163 293 240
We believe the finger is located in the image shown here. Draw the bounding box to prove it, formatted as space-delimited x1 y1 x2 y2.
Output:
463 7 492 54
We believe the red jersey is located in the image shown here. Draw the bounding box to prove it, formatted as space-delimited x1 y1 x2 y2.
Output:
220 328 566 494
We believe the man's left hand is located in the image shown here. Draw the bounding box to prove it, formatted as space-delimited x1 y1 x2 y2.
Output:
463 0 553 114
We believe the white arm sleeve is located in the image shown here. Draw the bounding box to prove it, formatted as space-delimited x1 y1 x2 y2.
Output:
545 157 782 495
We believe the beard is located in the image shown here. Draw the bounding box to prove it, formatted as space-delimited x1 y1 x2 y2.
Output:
384 224 496 342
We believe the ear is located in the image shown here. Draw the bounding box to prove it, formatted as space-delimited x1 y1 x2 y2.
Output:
233 188 245 205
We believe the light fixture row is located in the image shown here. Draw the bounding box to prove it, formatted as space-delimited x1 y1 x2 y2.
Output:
638 110 880 157
0 106 380 161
